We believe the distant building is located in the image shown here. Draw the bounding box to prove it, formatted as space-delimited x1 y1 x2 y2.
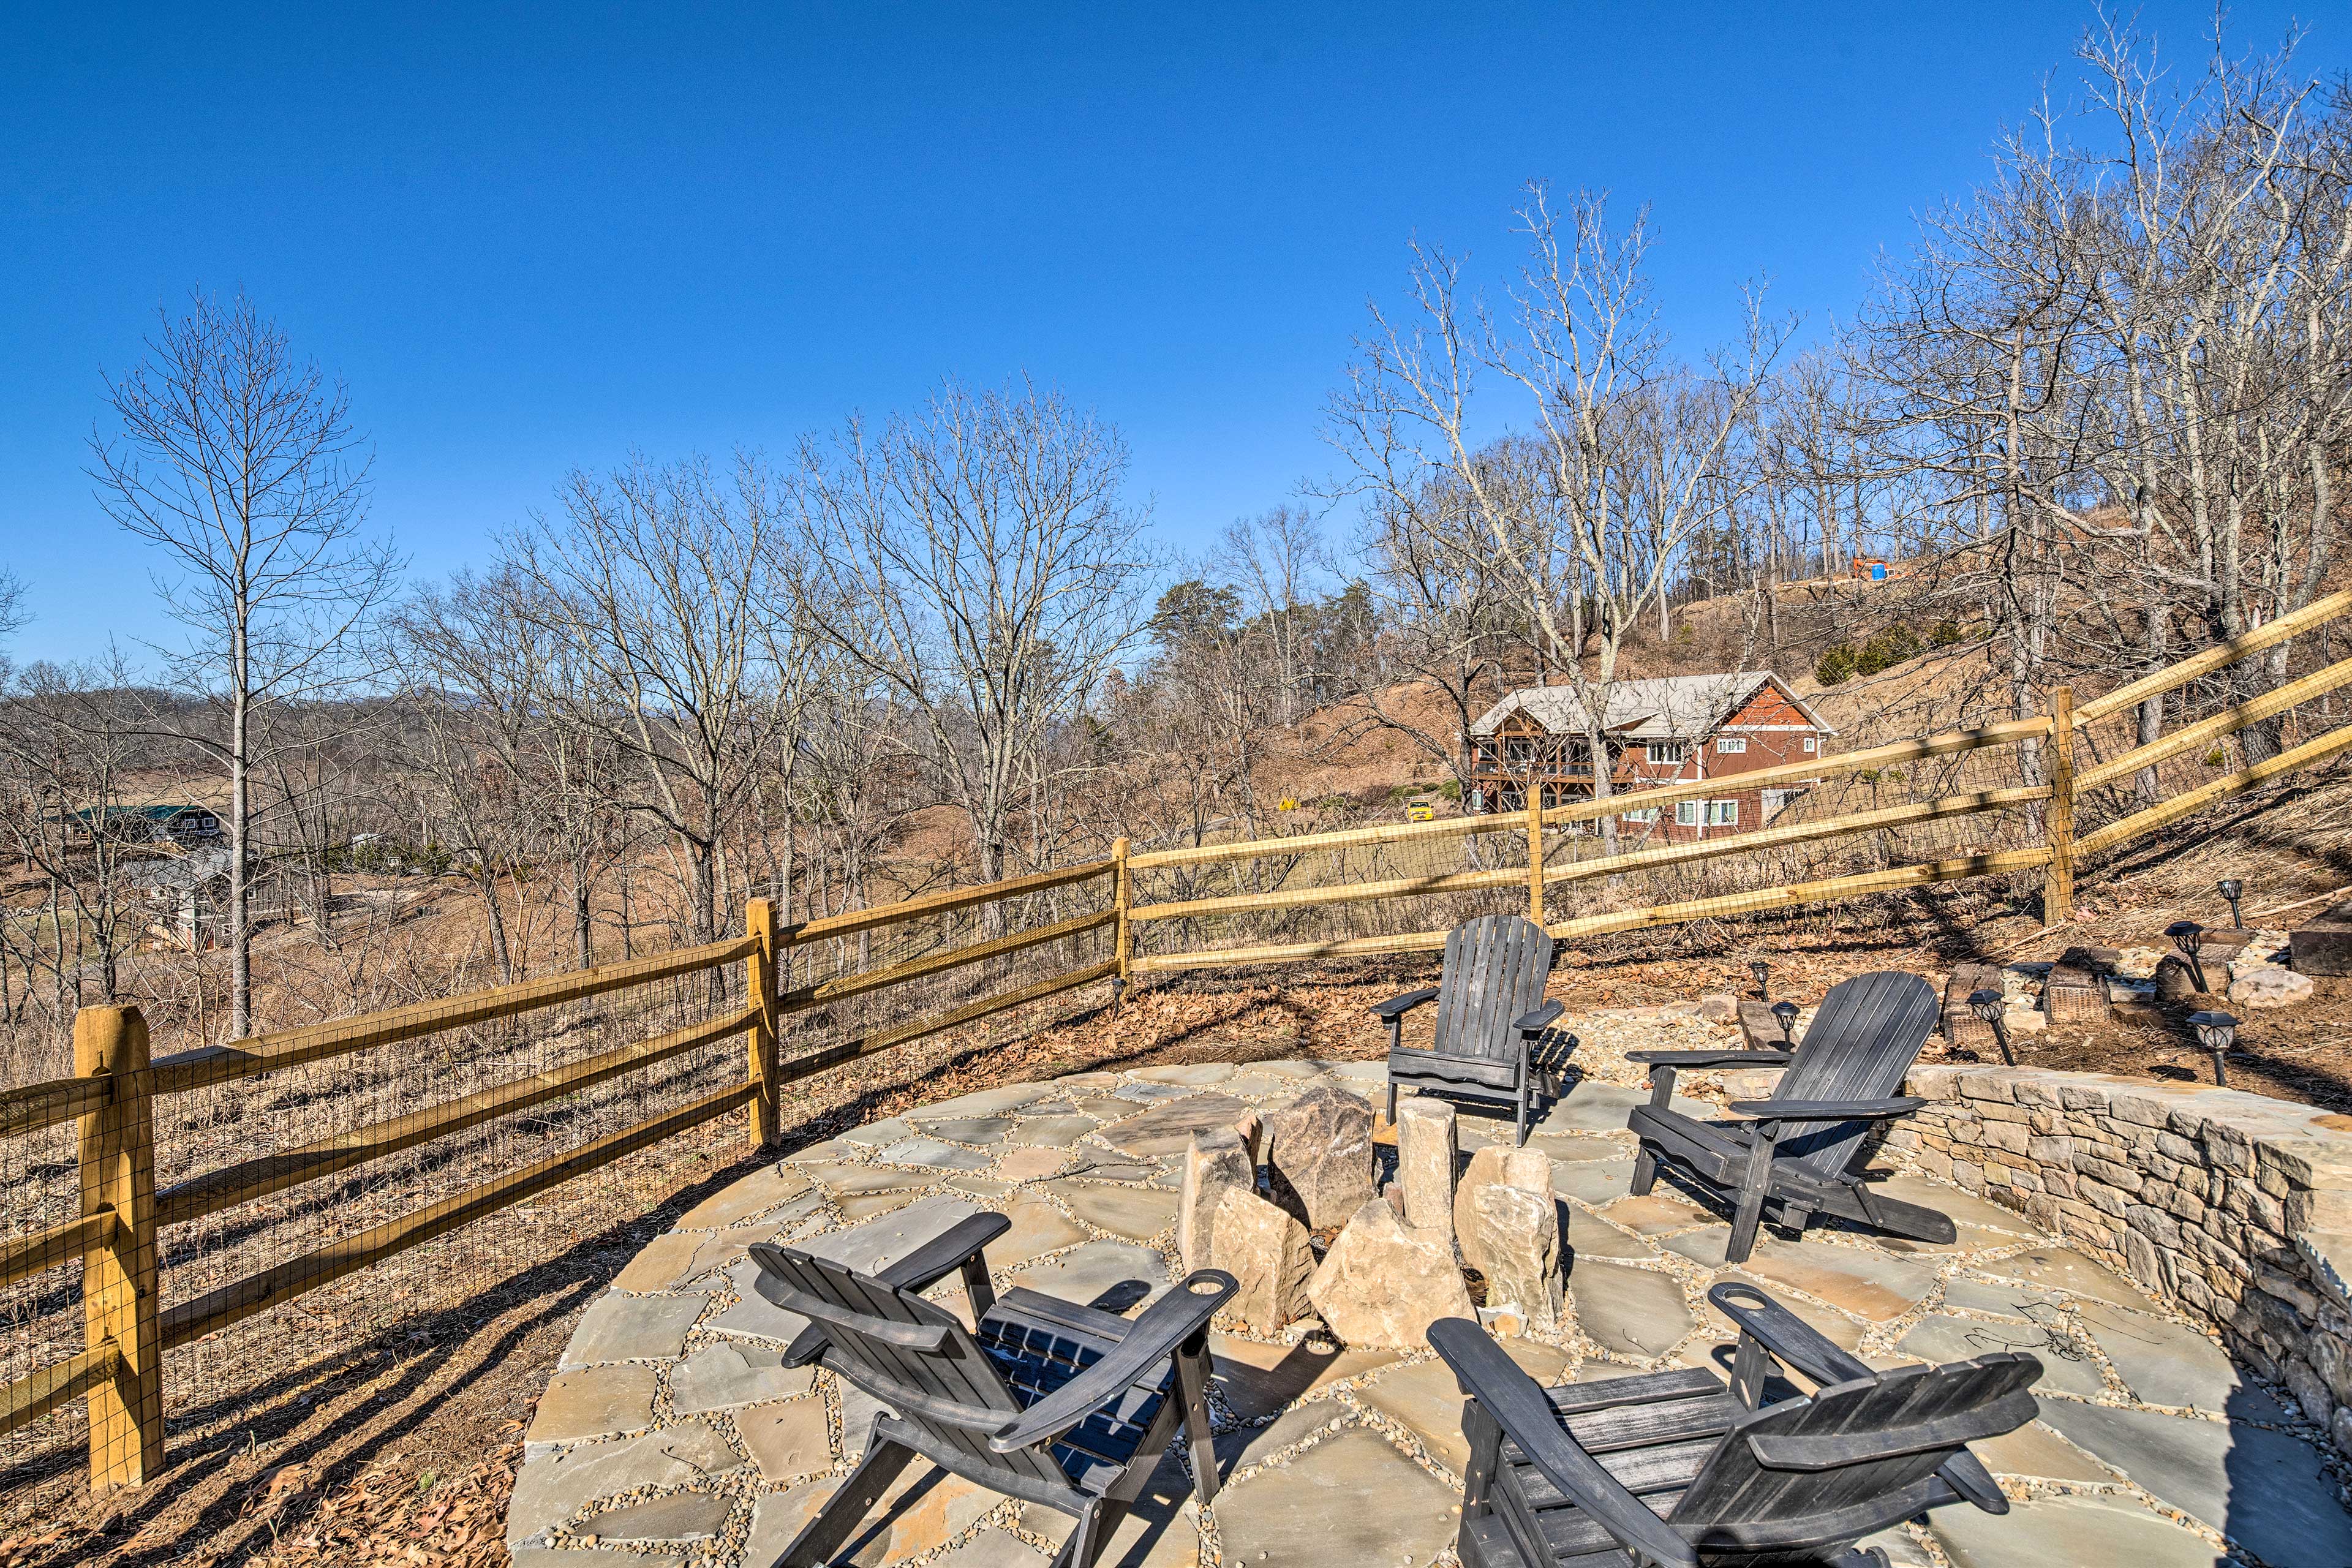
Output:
74 803 221 846
141 848 233 951
1467 672 1836 841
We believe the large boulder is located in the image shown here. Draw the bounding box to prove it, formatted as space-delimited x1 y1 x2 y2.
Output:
1469 1183 1564 1328
1393 1096 1457 1236
1454 1145 1553 1274
1306 1198 1474 1349
1208 1185 1316 1335
1265 1086 1376 1229
1178 1127 1254 1274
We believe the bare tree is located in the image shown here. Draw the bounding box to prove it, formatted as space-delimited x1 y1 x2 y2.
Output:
507 451 811 961
91 291 399 1038
1327 184 1789 845
795 379 1155 900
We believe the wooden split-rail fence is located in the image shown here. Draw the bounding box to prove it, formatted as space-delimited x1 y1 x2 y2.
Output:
7 588 2352 1493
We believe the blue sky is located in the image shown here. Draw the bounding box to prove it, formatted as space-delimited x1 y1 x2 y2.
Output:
4 3 2345 665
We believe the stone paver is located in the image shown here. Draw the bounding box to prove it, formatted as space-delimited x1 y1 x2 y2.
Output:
1013 1239 1169 1311
670 1340 814 1414
562 1292 707 1366
1356 1344 1570 1472
581 1489 733 1544
1734 1236 1937 1321
2037 1399 2352 1568
2077 1300 2261 1413
1595 1192 1712 1235
1975 1245 2158 1311
1893 1314 2106 1398
508 1424 739 1546
528 1364 658 1442
1207 1335 1399 1420
677 1166 815 1229
1215 1428 1460 1568
515 1054 2349 1568
1572 1261 1695 1358
1050 1182 1181 1242
916 1116 1017 1145
875 1136 993 1173
1932 1493 2225 1568
1097 1094 1251 1156
738 1396 833 1482
1005 1115 1099 1149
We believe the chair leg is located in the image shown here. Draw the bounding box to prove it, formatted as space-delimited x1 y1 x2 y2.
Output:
1386 1077 1399 1125
1628 1143 1659 1197
1172 1333 1219 1507
777 1438 915 1567
1514 1076 1529 1147
1781 1202 1814 1242
1725 1126 1782 1265
1050 1500 1107 1568
1460 1400 1504 1518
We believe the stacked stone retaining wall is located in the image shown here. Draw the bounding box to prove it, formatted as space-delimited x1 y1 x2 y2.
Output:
1893 1062 2352 1452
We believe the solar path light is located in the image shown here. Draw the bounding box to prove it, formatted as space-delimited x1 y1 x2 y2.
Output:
1967 988 2016 1066
1749 959 1771 1000
1770 1000 1799 1047
2187 1010 2239 1087
2165 920 2211 995
2218 878 2245 929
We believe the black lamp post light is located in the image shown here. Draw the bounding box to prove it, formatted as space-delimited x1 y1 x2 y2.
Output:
2165 920 2211 995
2218 878 2246 930
1771 1000 1799 1047
2187 1009 2240 1087
1750 959 1771 1001
1967 988 2017 1066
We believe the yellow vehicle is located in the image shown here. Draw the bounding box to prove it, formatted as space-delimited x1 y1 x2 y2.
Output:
1406 802 1435 823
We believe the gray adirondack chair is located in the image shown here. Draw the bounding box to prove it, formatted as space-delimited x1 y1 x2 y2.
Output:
1378 914 1567 1145
747 1216 1234 1568
1430 1281 2038 1568
1625 970 1947 1262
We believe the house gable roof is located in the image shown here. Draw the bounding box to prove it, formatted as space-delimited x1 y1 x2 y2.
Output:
1469 672 1836 741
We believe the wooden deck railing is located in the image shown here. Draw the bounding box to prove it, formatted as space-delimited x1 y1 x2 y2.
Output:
10 591 2352 1494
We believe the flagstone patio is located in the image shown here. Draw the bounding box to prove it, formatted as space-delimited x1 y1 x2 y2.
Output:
507 1058 2352 1568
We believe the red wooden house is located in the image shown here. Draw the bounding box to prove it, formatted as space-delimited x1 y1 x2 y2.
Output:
1467 672 1836 843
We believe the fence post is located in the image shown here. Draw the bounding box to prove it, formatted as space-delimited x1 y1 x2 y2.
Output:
745 899 779 1148
2043 686 2077 927
1112 838 1132 1004
77 1005 163 1491
1525 788 1546 925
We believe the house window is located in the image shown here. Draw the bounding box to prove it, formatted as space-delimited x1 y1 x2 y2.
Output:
1675 801 1703 826
1802 736 1817 753
1716 737 1747 754
1708 800 1740 826
1762 788 1798 820
1646 742 1686 766
1620 807 1659 824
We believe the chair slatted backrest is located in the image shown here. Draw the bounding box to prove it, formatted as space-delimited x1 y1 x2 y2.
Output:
750 1244 1068 1491
1670 1354 2040 1562
1430 914 1555 1064
1769 971 1940 1176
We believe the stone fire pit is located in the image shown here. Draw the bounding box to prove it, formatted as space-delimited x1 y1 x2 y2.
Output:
508 1052 2352 1568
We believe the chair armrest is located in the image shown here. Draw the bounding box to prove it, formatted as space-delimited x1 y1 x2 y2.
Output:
1513 1000 1566 1035
1726 1098 1924 1122
989 1270 1236 1453
1708 1281 1872 1387
874 1212 1012 1294
1428 1320 1697 1567
1373 987 1441 1021
1707 1282 2008 1513
1625 1049 1793 1068
772 1212 1012 1366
